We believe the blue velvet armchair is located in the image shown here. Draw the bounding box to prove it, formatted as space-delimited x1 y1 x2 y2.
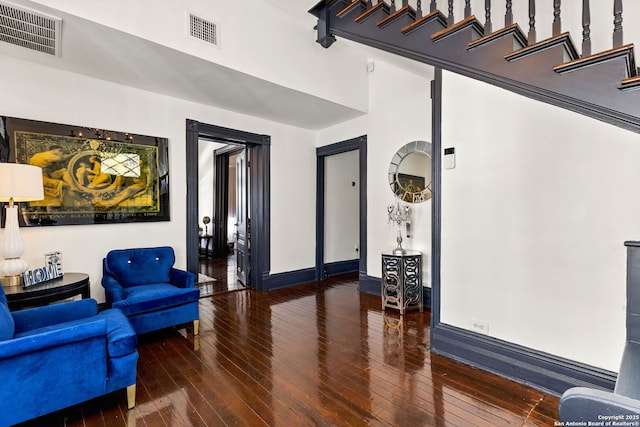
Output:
0 288 138 426
559 241 640 421
102 246 200 335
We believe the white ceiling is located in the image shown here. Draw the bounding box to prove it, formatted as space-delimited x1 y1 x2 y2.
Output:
0 0 432 130
0 0 367 130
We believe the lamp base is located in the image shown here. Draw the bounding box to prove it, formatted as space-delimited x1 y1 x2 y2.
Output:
0 274 23 288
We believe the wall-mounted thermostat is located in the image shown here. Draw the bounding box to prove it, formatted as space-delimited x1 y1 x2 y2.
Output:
444 147 455 169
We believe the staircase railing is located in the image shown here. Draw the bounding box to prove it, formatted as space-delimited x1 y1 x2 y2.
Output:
310 0 640 132
394 0 637 55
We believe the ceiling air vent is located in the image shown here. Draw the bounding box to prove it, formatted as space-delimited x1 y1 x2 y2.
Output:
188 12 218 47
0 1 61 56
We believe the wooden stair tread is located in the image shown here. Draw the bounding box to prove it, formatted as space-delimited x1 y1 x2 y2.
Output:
401 10 447 34
505 32 579 62
337 0 368 18
619 75 640 92
554 44 636 77
377 5 415 28
354 1 389 23
468 24 527 51
431 15 484 43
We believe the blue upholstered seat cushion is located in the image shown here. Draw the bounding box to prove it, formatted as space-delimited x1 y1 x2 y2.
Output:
0 303 14 341
15 310 137 358
112 283 200 316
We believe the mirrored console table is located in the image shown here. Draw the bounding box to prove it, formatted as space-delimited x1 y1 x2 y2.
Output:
381 251 423 314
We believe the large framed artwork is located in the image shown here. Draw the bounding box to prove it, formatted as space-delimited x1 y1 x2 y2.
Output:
2 116 170 226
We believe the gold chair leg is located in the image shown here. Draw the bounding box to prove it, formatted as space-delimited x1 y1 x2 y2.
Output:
127 407 137 426
193 319 199 336
127 384 136 409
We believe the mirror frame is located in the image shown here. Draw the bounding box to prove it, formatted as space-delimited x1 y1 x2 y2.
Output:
388 140 433 204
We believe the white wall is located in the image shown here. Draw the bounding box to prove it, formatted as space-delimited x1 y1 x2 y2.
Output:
3 55 317 301
317 58 433 284
324 150 360 263
28 0 369 114
440 70 640 371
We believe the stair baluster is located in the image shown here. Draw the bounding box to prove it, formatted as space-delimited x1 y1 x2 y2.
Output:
485 0 492 35
464 0 471 19
430 1 436 13
505 0 513 27
367 1 372 7
448 0 454 26
390 0 396 13
528 0 536 44
402 0 408 7
582 0 591 56
416 0 423 18
613 0 623 48
553 0 561 37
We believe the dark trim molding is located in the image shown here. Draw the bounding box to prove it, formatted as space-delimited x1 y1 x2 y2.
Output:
316 136 368 283
359 273 379 295
185 120 271 291
324 259 359 277
212 150 229 259
431 323 617 396
429 68 616 395
264 268 316 291
431 69 443 334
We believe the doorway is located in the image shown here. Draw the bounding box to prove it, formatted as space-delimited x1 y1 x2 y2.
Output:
186 120 271 291
197 140 245 292
316 136 367 282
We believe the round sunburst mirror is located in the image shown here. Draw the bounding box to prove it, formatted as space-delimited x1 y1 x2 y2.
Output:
388 140 433 204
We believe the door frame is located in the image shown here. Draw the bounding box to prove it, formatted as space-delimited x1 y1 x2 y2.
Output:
186 120 271 291
212 145 244 259
315 135 367 281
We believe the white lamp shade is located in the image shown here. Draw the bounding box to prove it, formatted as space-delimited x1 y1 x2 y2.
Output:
0 163 44 202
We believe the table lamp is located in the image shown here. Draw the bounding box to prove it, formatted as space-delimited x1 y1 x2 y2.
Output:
0 163 44 287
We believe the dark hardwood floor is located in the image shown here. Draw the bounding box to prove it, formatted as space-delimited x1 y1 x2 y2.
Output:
197 253 246 296
16 273 560 426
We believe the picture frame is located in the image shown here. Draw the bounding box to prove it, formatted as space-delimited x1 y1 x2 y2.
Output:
2 116 170 226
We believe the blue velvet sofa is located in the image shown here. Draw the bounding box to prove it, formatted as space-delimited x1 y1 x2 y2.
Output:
559 241 640 420
0 288 137 426
102 246 200 335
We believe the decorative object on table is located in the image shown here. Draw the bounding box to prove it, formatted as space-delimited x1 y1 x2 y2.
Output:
2 115 170 226
202 216 211 235
387 198 411 255
0 163 44 287
45 251 62 272
22 251 64 287
388 140 433 204
381 251 423 315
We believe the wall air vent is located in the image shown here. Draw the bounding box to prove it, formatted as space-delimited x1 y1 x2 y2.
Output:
188 12 218 47
0 1 61 56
